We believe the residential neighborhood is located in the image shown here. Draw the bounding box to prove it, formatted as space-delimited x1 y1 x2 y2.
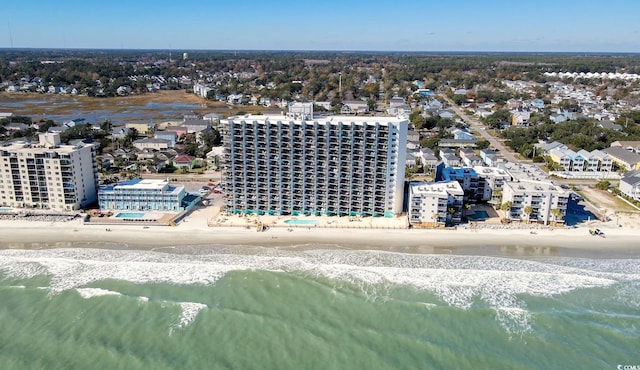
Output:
1 51 640 227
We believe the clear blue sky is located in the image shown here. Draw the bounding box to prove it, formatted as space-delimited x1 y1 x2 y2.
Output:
2 0 639 52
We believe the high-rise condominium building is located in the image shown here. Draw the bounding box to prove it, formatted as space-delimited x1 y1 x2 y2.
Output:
222 114 408 217
0 133 98 211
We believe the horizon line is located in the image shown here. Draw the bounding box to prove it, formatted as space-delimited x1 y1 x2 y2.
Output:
0 47 640 56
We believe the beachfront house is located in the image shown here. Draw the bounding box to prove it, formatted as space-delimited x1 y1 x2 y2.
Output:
110 127 130 140
458 148 483 167
619 170 640 201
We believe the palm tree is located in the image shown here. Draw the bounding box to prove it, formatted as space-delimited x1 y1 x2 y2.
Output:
521 144 533 159
447 206 458 226
523 206 534 224
432 213 440 227
550 208 563 226
492 189 502 203
499 201 512 220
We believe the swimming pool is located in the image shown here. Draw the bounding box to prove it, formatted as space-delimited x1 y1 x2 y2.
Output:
467 210 489 221
115 212 146 219
0 207 13 213
284 219 320 225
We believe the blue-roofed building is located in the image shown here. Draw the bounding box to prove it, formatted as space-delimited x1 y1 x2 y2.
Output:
440 167 479 201
98 178 187 211
451 128 474 141
154 131 178 148
423 99 442 111
530 99 545 109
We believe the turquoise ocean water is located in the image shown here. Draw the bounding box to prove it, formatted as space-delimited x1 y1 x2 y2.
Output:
0 245 639 369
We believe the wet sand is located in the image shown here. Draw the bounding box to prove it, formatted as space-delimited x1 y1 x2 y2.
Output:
1 217 639 259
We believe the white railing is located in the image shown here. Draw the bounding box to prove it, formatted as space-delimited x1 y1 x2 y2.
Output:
549 171 621 179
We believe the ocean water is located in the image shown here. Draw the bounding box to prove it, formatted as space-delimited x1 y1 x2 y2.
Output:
0 245 639 369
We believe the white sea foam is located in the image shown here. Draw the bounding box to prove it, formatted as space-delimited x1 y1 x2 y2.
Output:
76 288 122 299
1 247 639 333
176 302 208 329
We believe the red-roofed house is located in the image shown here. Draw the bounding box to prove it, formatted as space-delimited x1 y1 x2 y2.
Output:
171 155 196 170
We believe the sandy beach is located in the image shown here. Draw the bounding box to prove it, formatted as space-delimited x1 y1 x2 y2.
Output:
2 212 640 257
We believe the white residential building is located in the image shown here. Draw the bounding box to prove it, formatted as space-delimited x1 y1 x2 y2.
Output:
0 133 98 210
577 149 599 172
619 170 640 201
183 120 211 134
567 149 585 172
480 149 501 166
474 166 512 204
502 180 569 225
98 178 187 211
439 148 461 168
549 147 614 172
511 111 531 125
416 147 439 171
591 150 613 172
222 114 408 217
133 138 171 151
193 82 214 98
341 101 369 115
288 102 314 119
408 181 464 226
441 167 479 201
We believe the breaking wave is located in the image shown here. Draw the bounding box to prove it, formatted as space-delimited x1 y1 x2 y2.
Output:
76 288 122 299
1 247 639 333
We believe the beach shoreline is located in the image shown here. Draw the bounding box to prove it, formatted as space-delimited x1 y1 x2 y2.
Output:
2 217 640 259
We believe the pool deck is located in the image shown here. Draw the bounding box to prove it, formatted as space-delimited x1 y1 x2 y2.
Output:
87 212 177 226
211 213 409 230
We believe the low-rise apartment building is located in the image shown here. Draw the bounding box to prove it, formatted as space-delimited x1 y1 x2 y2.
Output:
441 167 479 201
98 178 187 211
548 147 613 172
408 181 464 227
474 166 512 204
501 180 569 225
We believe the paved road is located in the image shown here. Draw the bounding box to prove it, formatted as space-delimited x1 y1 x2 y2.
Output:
440 95 519 163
